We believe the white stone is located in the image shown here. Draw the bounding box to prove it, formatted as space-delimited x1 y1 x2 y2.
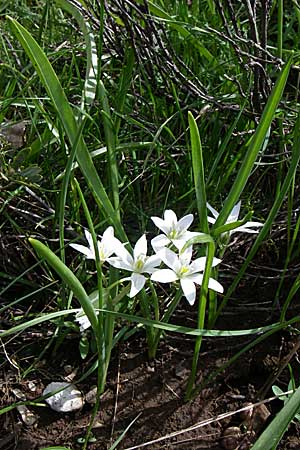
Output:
43 382 84 412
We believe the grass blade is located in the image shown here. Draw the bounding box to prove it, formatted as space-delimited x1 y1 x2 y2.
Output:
55 0 98 109
217 106 300 317
251 385 300 450
28 238 98 332
7 16 126 241
214 57 292 228
189 111 209 233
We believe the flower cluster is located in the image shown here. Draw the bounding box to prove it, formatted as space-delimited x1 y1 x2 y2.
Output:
207 201 263 235
70 203 263 314
70 210 223 307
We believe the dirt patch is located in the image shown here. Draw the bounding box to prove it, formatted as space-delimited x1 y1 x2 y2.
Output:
1 299 300 450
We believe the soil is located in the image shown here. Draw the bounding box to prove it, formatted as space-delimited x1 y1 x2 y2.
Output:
1 294 300 450
1 233 300 450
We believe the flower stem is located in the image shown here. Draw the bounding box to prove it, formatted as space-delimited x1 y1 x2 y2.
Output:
185 241 215 401
149 287 183 359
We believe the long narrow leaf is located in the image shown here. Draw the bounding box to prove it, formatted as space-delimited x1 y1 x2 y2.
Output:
251 385 300 450
7 17 126 241
217 106 300 316
2 304 298 340
55 0 98 108
29 238 98 332
147 1 213 62
189 111 209 233
214 58 292 228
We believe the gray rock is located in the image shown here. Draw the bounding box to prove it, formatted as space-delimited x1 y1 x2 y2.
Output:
43 382 84 412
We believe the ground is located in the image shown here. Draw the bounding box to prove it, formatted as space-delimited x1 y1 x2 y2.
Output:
1 288 300 450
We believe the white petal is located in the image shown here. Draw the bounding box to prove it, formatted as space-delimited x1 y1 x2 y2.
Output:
190 256 221 274
212 257 222 267
163 209 178 227
173 231 203 250
112 243 133 267
98 227 115 259
232 221 263 234
151 234 171 252
143 254 162 273
207 216 216 224
102 226 114 240
189 256 207 273
151 269 178 283
75 314 91 332
177 214 193 232
134 234 147 260
107 256 133 271
233 228 258 235
151 216 170 235
189 273 204 285
70 243 94 259
208 277 224 293
180 278 196 305
207 203 219 219
189 274 223 293
157 247 179 272
84 229 94 250
228 201 241 222
244 221 263 227
179 245 193 265
129 273 146 297
170 237 187 251
100 237 123 259
240 221 264 228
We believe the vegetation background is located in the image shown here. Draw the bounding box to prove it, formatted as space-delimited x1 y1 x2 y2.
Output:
1 1 300 449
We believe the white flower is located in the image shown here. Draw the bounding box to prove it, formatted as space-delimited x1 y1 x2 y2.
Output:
151 209 203 252
207 201 263 235
108 234 161 298
76 314 91 332
151 246 223 305
70 226 122 262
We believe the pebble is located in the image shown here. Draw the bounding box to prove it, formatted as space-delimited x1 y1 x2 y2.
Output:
221 426 242 450
85 386 97 404
43 382 84 412
12 388 38 426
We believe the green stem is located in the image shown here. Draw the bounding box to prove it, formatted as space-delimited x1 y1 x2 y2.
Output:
185 240 215 400
74 179 107 448
139 290 155 358
278 0 283 60
150 288 183 359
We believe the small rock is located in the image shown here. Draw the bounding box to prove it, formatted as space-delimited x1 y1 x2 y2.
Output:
175 361 186 379
239 402 253 421
43 382 84 412
17 405 38 426
221 426 242 450
85 386 97 404
91 419 104 428
12 388 38 425
27 381 37 392
251 403 270 433
64 365 73 374
146 365 155 373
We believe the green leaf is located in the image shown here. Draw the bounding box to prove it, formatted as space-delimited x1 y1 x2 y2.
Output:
214 57 292 228
40 447 71 450
28 238 98 333
218 98 300 318
251 386 300 450
55 0 98 109
2 304 298 340
189 111 209 234
147 1 213 62
7 16 126 241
